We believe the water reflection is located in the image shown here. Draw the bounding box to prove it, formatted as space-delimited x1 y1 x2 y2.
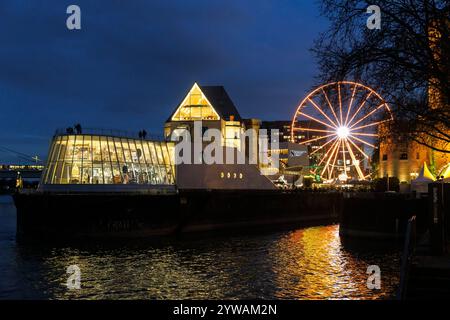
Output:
270 225 399 299
12 226 399 300
1 196 399 299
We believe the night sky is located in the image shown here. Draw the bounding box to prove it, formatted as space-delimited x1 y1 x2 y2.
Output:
0 0 329 163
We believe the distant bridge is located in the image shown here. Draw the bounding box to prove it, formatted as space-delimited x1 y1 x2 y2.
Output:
0 165 43 180
0 144 44 181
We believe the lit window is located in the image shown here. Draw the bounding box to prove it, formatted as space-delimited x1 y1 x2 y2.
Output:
171 84 219 121
44 134 176 186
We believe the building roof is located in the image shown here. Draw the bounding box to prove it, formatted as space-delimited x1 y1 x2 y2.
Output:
167 84 242 122
412 162 436 183
200 86 242 121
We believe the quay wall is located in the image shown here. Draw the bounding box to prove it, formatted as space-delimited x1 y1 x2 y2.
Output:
14 190 342 241
14 190 429 241
339 192 428 240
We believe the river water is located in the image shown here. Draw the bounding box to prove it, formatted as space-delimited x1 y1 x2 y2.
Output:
0 195 400 299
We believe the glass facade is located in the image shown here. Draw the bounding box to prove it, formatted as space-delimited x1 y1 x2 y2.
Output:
171 84 219 121
42 135 175 185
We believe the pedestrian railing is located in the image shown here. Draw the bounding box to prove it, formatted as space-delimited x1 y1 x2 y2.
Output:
397 215 417 300
54 127 164 141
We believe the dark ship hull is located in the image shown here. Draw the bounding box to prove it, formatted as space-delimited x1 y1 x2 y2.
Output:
13 190 341 241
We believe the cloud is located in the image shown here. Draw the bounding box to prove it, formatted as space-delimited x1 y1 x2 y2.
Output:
0 0 329 163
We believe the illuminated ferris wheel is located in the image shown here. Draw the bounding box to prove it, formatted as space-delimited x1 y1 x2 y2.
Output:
291 81 393 182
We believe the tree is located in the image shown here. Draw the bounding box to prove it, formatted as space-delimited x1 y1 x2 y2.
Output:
303 176 314 188
313 0 449 153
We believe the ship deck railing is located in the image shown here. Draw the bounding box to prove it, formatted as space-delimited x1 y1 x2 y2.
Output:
22 183 178 195
54 127 165 141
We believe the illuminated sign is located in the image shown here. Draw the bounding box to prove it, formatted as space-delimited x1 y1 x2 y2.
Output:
289 150 307 157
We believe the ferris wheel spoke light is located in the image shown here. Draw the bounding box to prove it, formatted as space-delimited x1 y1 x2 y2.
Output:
320 139 341 176
310 136 338 155
345 139 365 180
348 134 377 148
349 103 386 129
350 119 390 132
328 139 342 179
308 98 338 128
338 83 343 125
291 81 393 181
347 136 370 159
341 138 347 176
298 133 336 145
321 88 341 126
297 112 337 130
292 127 335 133
346 92 373 127
349 132 378 137
321 145 338 177
317 138 340 167
344 85 358 126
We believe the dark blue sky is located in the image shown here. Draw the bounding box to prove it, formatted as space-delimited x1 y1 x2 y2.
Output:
0 0 329 163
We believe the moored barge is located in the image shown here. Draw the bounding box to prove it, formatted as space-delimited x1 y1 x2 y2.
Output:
14 83 340 240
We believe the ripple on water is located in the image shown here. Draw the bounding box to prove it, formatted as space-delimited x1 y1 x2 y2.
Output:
1 199 399 299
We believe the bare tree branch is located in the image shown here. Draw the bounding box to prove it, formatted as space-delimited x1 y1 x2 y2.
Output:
313 0 450 152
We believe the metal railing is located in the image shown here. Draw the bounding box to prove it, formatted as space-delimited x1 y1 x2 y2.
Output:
54 127 165 141
397 215 417 300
